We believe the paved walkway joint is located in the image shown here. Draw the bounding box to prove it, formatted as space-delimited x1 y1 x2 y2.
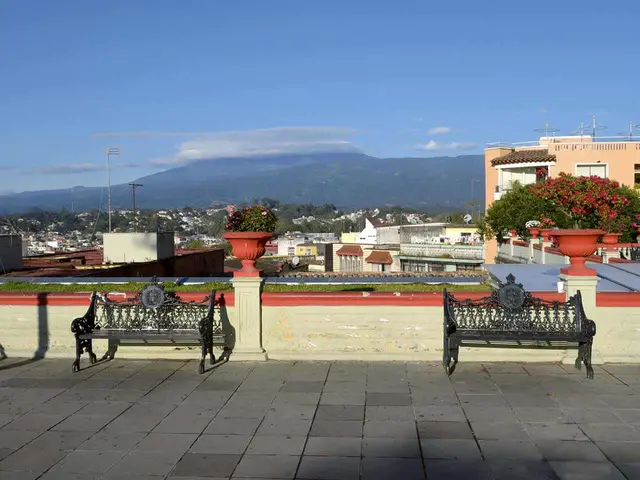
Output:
0 359 638 479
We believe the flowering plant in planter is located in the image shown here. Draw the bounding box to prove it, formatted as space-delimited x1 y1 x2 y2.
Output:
223 206 278 277
225 205 278 233
538 216 556 229
530 173 631 231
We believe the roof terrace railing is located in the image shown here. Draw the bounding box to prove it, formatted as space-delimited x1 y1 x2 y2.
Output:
0 275 487 286
400 244 485 260
486 135 640 149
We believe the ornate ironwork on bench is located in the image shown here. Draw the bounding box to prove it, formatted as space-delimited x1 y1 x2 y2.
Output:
70 279 228 374
443 274 597 379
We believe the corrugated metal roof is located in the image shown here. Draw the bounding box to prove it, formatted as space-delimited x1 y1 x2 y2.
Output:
485 263 640 292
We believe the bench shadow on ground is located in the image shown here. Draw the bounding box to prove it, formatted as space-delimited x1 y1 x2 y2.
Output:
0 292 50 371
201 292 234 373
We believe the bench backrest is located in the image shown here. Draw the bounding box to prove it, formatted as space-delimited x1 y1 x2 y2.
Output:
82 284 221 332
444 274 583 334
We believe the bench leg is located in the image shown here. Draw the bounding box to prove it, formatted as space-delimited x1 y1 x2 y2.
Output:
87 340 97 365
443 336 451 375
199 336 207 374
442 337 459 376
72 336 82 373
575 345 583 371
102 339 118 361
208 340 215 365
583 341 594 380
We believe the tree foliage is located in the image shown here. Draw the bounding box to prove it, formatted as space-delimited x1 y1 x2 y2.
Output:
530 173 634 232
482 175 640 243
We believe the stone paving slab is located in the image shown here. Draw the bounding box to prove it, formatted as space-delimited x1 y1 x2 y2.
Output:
0 359 638 478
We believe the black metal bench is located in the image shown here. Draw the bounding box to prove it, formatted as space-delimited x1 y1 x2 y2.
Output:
443 274 597 379
70 281 228 374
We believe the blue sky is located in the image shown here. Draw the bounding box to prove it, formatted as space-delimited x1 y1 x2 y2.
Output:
2 1 639 193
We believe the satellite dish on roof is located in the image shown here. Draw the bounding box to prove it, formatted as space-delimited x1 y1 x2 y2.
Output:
463 214 472 224
291 256 300 266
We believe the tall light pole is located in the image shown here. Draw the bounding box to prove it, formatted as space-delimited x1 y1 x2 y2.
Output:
471 177 481 219
129 183 143 232
106 147 120 233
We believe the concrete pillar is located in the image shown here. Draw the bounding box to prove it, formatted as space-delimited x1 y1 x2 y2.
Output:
528 239 534 263
541 240 548 264
601 247 618 264
559 273 602 364
509 237 514 258
560 274 598 320
230 277 268 361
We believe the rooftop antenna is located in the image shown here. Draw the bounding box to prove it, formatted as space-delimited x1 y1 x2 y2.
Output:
571 121 591 140
533 118 560 138
571 116 608 140
589 115 607 140
617 121 640 140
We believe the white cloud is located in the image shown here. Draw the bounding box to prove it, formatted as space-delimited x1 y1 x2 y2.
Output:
427 126 452 135
149 126 361 167
416 141 477 152
32 162 141 174
420 140 439 151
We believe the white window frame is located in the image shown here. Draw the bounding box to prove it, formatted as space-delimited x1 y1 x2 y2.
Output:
496 162 553 190
575 163 608 178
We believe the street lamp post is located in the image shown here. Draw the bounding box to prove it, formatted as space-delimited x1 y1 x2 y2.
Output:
129 183 143 232
471 177 481 219
106 147 120 233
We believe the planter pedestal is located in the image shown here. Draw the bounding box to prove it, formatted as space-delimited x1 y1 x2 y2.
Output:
559 274 599 324
229 277 268 361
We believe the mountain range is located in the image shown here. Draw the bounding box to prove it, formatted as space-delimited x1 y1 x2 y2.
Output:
0 153 484 214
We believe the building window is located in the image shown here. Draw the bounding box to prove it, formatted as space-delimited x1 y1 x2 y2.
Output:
340 255 362 272
401 260 426 273
456 264 480 271
429 263 445 272
635 164 640 186
576 164 606 178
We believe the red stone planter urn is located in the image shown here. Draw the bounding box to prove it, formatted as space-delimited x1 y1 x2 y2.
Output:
528 227 540 239
222 232 274 277
601 233 622 245
509 228 517 238
539 229 553 242
549 229 605 276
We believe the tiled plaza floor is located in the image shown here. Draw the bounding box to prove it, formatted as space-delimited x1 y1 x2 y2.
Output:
0 359 638 479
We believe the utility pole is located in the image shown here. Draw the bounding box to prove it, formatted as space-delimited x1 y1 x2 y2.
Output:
129 183 143 232
106 147 120 233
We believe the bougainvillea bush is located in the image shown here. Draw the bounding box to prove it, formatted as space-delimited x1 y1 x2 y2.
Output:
225 206 278 232
481 174 640 243
478 182 569 243
530 173 633 231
